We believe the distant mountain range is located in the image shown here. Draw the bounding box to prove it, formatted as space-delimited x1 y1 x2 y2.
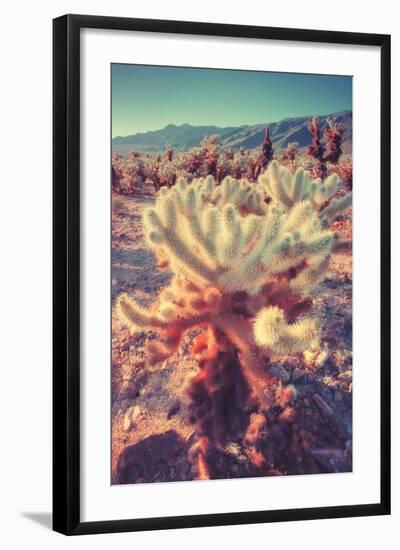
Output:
112 110 352 155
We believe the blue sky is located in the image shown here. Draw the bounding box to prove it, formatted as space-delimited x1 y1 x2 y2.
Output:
112 64 352 137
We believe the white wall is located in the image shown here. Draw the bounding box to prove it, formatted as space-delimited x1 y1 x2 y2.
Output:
0 0 398 548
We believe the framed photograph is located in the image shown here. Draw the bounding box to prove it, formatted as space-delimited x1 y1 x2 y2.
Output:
53 14 391 535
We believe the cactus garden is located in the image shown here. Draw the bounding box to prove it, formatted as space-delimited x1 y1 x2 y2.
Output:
111 65 353 484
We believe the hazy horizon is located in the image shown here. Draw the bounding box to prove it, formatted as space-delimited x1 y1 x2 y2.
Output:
112 64 352 138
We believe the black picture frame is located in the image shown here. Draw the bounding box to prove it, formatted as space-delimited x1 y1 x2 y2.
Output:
53 14 391 536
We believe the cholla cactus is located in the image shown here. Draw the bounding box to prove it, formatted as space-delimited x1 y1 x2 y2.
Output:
307 116 326 178
307 117 344 179
164 146 174 162
324 118 343 164
259 128 274 169
280 142 298 164
158 161 177 188
330 155 353 191
116 163 351 478
259 161 352 230
112 152 145 194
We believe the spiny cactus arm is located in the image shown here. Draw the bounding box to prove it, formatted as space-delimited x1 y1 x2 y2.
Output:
143 206 217 284
300 228 334 256
289 254 331 293
116 294 170 332
210 176 267 215
321 191 352 224
281 202 315 237
216 223 270 292
217 208 284 292
260 163 348 221
217 205 243 264
241 214 264 248
291 167 307 203
308 173 341 208
259 162 314 209
260 161 294 209
267 223 333 275
217 205 333 291
165 182 215 255
253 306 319 354
117 293 212 334
269 318 319 354
253 305 284 347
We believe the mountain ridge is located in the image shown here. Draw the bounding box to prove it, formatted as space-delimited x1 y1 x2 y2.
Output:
112 110 352 155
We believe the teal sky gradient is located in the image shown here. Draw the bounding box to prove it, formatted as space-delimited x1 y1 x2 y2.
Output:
112 64 352 138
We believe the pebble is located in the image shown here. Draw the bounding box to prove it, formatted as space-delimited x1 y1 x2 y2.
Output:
335 391 343 402
167 401 181 419
123 411 133 432
269 364 291 383
324 279 338 289
292 368 306 383
323 356 338 374
313 393 334 417
338 370 352 383
123 405 141 431
315 350 329 368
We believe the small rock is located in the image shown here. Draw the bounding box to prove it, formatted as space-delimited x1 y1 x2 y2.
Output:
338 370 352 383
292 368 306 383
167 401 181 419
269 364 291 383
131 405 141 421
226 442 242 457
315 350 329 368
323 356 338 375
343 318 352 340
324 279 338 289
123 411 133 432
335 391 343 402
303 350 316 367
313 393 334 417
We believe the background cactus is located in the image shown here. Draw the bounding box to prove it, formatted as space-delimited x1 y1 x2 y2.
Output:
116 163 352 478
307 116 344 179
